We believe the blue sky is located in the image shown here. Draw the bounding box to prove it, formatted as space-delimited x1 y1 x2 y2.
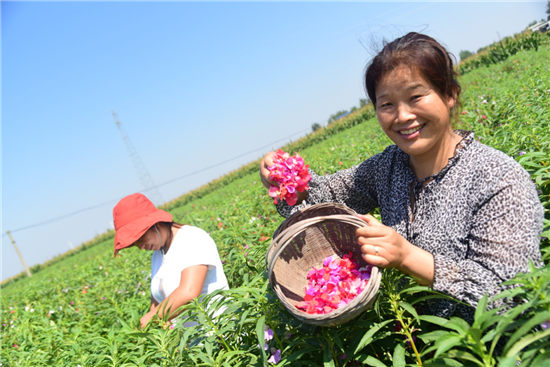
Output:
1 1 546 280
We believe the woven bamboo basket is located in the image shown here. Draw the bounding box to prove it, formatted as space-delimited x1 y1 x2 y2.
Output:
266 203 381 327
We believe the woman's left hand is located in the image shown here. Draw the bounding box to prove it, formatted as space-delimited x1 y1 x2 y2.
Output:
355 214 412 269
140 311 155 329
356 213 434 286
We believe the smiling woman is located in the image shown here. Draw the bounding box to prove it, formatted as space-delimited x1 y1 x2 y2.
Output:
112 193 229 328
259 32 544 324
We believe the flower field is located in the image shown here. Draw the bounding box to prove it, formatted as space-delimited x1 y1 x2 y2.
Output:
2 33 549 366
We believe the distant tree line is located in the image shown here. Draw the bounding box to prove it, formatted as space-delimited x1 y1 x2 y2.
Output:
311 98 370 132
459 12 549 62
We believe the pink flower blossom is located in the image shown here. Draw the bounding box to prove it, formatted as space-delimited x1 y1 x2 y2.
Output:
296 252 371 314
267 150 311 206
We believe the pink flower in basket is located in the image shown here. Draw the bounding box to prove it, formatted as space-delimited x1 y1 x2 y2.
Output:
296 252 372 314
268 150 311 206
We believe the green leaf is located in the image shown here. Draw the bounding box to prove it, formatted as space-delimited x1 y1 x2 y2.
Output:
480 328 497 343
355 354 388 367
196 352 216 365
204 340 213 358
423 358 463 367
398 302 419 323
392 343 406 367
418 330 450 344
419 315 449 327
354 319 393 354
280 347 318 364
332 331 344 351
443 318 471 335
446 349 485 366
398 285 432 295
475 308 501 331
323 347 335 367
255 315 266 364
529 349 550 367
434 334 464 359
489 287 523 302
503 311 550 354
466 327 483 346
505 327 550 357
473 294 488 328
497 356 520 367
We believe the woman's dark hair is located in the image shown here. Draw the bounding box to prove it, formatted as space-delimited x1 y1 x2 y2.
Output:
129 221 185 249
365 32 461 111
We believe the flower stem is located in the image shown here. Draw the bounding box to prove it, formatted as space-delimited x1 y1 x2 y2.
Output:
390 296 422 366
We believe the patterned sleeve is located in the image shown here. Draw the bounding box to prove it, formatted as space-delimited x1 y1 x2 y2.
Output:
432 164 544 310
275 153 382 218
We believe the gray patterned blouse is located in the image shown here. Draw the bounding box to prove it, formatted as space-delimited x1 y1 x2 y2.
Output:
276 130 544 321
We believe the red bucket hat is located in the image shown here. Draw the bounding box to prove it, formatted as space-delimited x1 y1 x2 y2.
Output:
113 193 172 257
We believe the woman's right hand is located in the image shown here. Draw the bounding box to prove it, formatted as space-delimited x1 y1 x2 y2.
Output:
259 152 277 189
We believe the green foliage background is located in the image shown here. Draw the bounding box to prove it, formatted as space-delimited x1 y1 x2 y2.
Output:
2 31 549 366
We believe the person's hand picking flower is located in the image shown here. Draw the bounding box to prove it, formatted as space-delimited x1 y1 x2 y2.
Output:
266 150 311 206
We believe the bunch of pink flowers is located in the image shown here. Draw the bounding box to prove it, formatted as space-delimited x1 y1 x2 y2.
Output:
296 252 371 315
267 150 311 206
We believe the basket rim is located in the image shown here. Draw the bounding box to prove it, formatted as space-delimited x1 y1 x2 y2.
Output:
271 203 357 239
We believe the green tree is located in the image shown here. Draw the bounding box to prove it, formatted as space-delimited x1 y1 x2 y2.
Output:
327 110 348 124
547 0 550 20
311 122 322 132
359 98 368 108
459 50 474 61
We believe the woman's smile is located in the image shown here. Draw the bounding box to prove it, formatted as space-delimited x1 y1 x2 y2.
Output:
396 124 425 139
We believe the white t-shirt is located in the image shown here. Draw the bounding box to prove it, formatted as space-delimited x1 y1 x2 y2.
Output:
150 225 229 326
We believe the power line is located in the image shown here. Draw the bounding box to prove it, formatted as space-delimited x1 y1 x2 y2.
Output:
155 128 311 188
6 198 120 234
4 127 311 235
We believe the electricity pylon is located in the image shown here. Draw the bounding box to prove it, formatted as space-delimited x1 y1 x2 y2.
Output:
112 110 164 206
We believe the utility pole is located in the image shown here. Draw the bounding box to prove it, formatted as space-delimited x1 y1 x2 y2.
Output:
6 231 32 277
112 110 164 206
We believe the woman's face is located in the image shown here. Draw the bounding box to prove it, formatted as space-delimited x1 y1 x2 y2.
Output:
375 65 455 159
134 225 162 251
